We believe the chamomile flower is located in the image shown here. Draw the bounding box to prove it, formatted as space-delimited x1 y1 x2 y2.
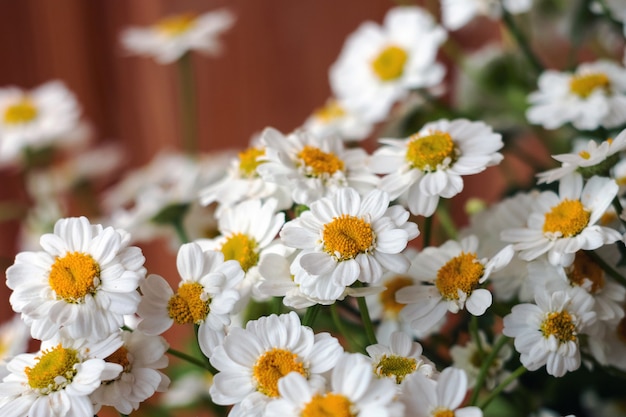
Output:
501 175 622 267
0 333 123 417
526 60 626 131
256 127 379 206
137 242 244 357
265 352 404 417
209 311 344 417
0 316 30 380
280 187 418 301
6 216 146 341
503 286 596 377
329 6 447 123
121 8 235 64
441 0 533 31
397 235 514 334
302 98 373 141
371 118 504 217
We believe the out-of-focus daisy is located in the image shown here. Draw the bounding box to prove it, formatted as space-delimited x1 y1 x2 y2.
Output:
441 0 533 31
501 175 622 267
503 286 596 377
302 98 373 141
0 316 31 380
397 235 513 334
209 311 344 417
330 6 447 123
586 312 626 371
265 352 404 417
0 333 123 417
400 367 482 417
257 127 379 206
91 329 170 415
590 1 626 36
371 118 504 217
526 60 626 131
280 187 418 302
0 81 84 167
6 216 146 341
137 242 244 357
121 9 235 64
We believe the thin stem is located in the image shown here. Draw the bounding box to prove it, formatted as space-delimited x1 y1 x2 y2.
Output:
501 9 544 75
436 203 457 240
612 197 626 231
172 216 190 244
331 303 364 352
176 52 198 154
354 283 377 346
587 248 626 288
422 215 433 249
167 347 213 373
470 316 484 356
469 335 511 405
302 304 321 327
478 365 527 409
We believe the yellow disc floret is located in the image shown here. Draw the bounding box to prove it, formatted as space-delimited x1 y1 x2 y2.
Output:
543 199 590 237
297 145 345 177
3 98 38 125
433 408 455 417
167 282 209 325
541 310 576 343
154 12 198 36
566 251 605 293
238 146 265 178
379 276 413 316
49 252 100 303
371 45 408 81
569 72 611 98
406 131 456 172
313 99 346 123
25 344 79 392
252 348 306 397
323 215 374 261
220 232 259 272
375 354 417 383
435 252 484 300
302 393 355 417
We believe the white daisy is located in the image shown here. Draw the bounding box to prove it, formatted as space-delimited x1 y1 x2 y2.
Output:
0 333 123 417
280 187 419 302
526 60 626 131
441 0 533 31
120 8 235 64
209 311 344 417
396 235 514 334
6 216 146 341
302 98 373 142
265 352 404 417
585 312 626 371
0 316 31 380
137 242 244 357
329 6 447 123
501 175 622 267
256 127 379 206
91 329 170 415
502 286 596 377
371 118 504 217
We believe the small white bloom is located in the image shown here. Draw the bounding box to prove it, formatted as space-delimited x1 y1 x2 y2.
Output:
302 98 373 141
0 316 31 380
441 0 533 31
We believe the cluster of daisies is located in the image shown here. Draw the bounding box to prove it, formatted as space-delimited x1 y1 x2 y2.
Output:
2 2 626 417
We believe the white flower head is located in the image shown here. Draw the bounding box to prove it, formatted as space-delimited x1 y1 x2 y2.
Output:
120 8 235 64
302 98 373 142
371 118 504 217
501 175 622 267
441 0 533 31
0 316 31 380
6 216 146 341
526 60 626 131
330 6 447 123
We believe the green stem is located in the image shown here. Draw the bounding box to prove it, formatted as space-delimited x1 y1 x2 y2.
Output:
167 347 213 373
612 197 626 231
302 304 321 327
587 249 626 288
478 365 527 409
436 203 457 240
469 316 484 356
469 335 511 405
501 9 544 75
422 215 433 249
177 52 198 155
354 283 377 346
172 216 190 244
331 303 364 352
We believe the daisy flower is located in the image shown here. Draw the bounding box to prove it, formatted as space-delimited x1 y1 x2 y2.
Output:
0 333 123 417
209 311 344 417
137 242 244 357
585 313 626 371
371 118 504 217
120 8 235 64
503 286 596 377
256 127 379 206
501 175 622 267
0 316 31 380
0 80 84 166
400 367 482 417
280 187 419 301
91 329 170 415
265 352 404 417
441 0 533 31
329 6 447 123
302 98 373 141
6 216 146 341
526 60 626 131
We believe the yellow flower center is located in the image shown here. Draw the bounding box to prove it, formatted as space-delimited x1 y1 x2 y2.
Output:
297 145 345 177
302 393 355 417
433 408 455 417
322 215 374 261
167 282 209 325
49 252 100 303
435 252 484 300
578 150 590 160
25 344 79 392
566 251 605 293
374 354 417 383
542 199 590 237
154 13 198 36
406 131 457 172
569 72 611 98
379 276 413 316
238 146 265 178
313 99 346 123
252 348 306 397
371 45 408 81
3 98 38 125
220 232 259 272
541 310 576 343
